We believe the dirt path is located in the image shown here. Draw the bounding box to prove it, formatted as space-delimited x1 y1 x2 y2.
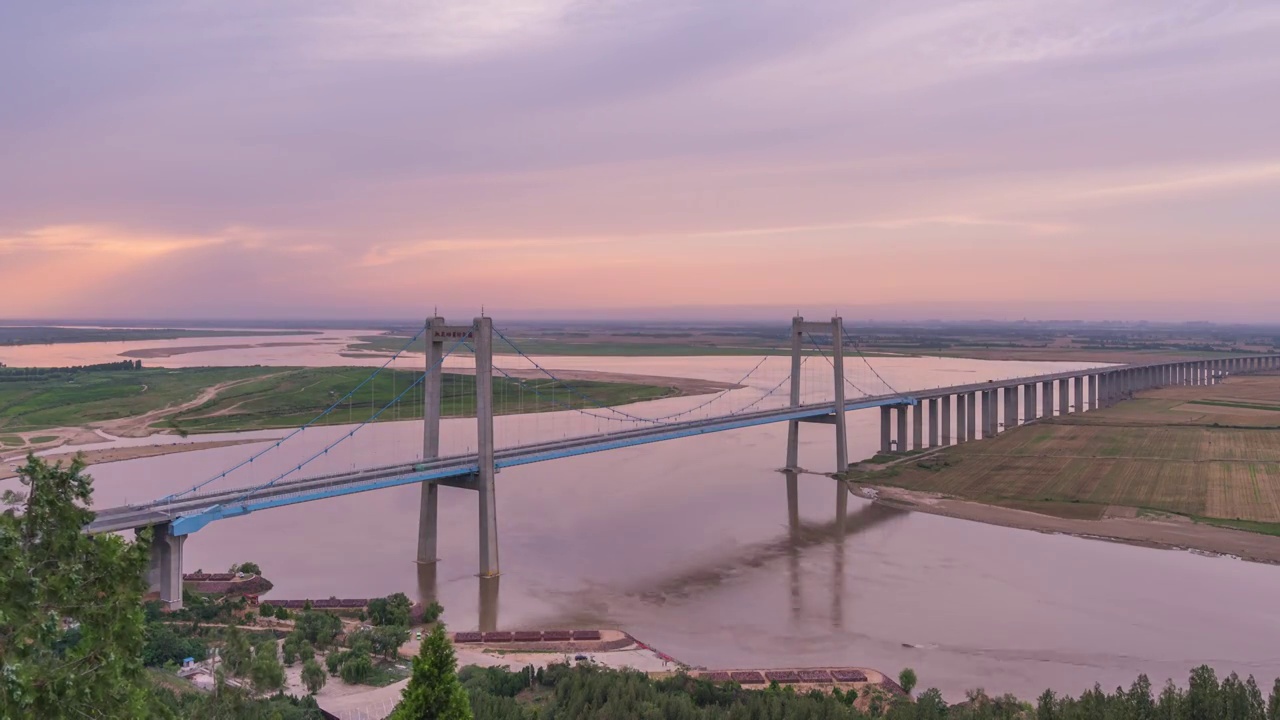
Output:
98 373 285 438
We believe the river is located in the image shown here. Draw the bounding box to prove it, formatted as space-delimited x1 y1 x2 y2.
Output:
9 333 1280 699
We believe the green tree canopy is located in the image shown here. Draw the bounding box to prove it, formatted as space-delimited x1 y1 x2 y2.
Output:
390 623 471 720
0 456 152 719
368 592 413 627
301 658 327 695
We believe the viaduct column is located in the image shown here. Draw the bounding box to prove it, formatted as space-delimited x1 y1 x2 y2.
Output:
941 395 952 445
954 395 966 443
1058 379 1070 414
980 390 995 438
1024 383 1037 421
928 398 940 448
1042 380 1055 416
1004 386 1019 429
966 392 977 440
896 406 908 451
1073 376 1084 413
1088 375 1098 410
912 404 924 451
475 316 500 578
417 316 446 565
880 407 892 454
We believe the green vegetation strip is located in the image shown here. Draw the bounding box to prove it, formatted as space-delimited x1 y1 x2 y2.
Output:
1188 400 1280 412
0 366 676 435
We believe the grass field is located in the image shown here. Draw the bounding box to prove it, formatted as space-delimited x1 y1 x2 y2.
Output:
846 373 1280 533
0 367 677 435
163 368 675 433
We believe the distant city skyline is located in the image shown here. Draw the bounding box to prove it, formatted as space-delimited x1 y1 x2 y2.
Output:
2 1 1277 321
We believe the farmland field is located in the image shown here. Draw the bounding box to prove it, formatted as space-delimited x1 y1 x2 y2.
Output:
849 372 1280 532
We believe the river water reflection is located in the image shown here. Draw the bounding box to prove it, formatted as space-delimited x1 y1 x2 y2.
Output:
20 341 1280 699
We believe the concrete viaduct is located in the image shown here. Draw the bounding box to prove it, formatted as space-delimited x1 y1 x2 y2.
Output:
875 354 1280 454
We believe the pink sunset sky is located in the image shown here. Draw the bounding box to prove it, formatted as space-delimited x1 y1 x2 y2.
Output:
1 1 1278 322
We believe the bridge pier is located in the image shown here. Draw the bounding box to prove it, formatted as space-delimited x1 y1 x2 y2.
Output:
475 316 500 578
140 524 186 610
1073 376 1084 412
980 390 994 438
1088 375 1098 410
1004 386 1019 430
1042 380 1054 416
895 405 908 451
879 407 891 454
912 403 924 450
954 394 966 443
417 316 446 565
927 398 939 448
1058 378 1070 414
966 392 977 441
941 395 951 445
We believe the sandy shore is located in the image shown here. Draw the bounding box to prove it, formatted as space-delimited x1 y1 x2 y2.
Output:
861 484 1280 565
121 341 315 359
0 439 263 481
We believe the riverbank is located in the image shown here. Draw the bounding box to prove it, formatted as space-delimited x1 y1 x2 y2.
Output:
844 371 1280 564
856 483 1280 564
0 438 267 481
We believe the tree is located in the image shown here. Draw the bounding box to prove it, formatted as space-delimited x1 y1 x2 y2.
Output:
259 603 276 619
222 625 255 677
250 649 286 694
302 658 327 695
142 622 208 667
1269 678 1280 720
422 600 443 624
294 610 342 648
915 688 948 720
898 667 918 695
1186 665 1221 720
370 625 410 660
0 456 152 719
339 652 374 684
368 592 413 627
389 623 472 720
234 561 262 575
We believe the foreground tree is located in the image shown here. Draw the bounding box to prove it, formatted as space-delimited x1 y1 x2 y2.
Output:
389 623 471 720
898 667 918 695
301 658 327 695
0 456 153 719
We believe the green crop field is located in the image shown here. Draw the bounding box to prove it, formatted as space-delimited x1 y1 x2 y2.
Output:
163 368 675 432
0 367 272 432
848 373 1280 532
0 366 677 435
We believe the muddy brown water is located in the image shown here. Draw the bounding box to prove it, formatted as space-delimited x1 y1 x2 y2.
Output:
8 338 1280 700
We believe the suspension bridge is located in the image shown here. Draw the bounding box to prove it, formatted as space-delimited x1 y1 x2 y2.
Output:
83 315 1280 609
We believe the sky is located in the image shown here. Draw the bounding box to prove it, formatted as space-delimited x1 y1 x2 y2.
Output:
1 0 1278 322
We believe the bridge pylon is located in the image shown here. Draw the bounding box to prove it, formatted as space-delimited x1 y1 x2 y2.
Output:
416 315 499 578
786 316 850 473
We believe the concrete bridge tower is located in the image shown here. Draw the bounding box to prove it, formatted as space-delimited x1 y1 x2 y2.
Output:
416 316 499 577
785 316 850 473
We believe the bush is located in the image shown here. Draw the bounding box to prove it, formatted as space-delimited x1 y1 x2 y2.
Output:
339 652 375 684
142 623 208 668
421 600 443 624
235 562 261 575
302 658 327 695
899 667 918 695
